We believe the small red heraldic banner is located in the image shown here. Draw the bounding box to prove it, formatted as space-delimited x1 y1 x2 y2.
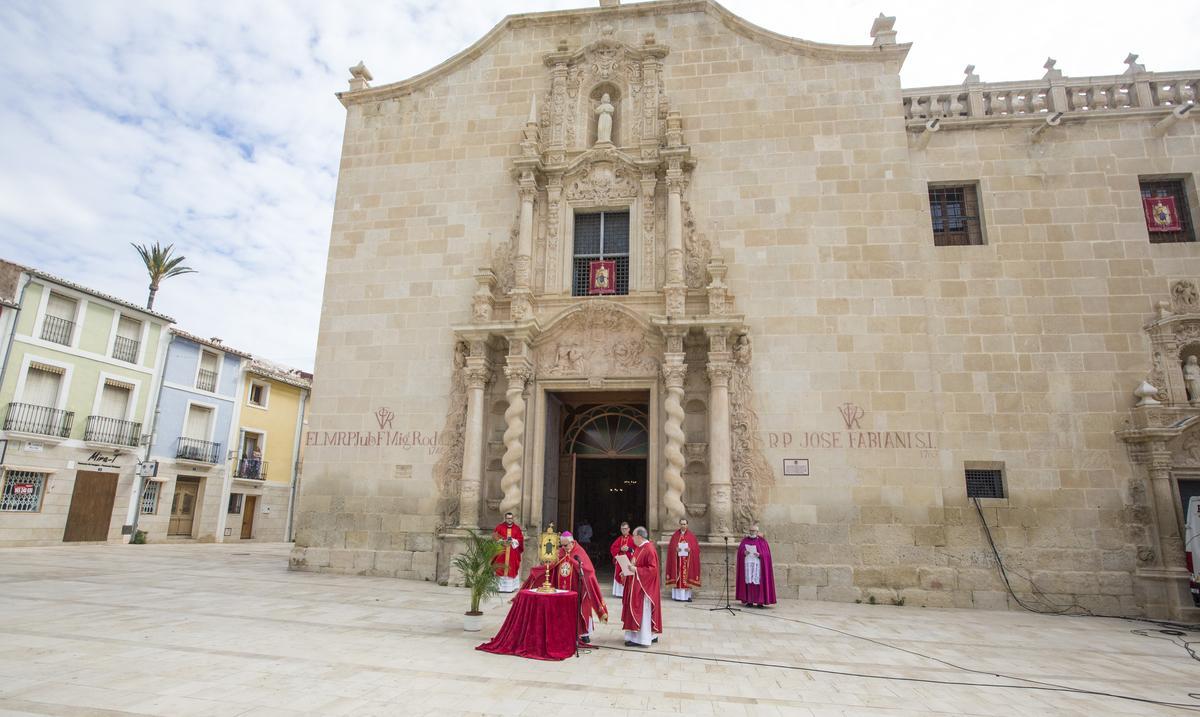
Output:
1144 196 1182 233
589 259 616 294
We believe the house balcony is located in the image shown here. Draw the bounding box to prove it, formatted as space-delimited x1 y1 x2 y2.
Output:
84 415 142 450
176 437 221 467
195 369 217 392
40 315 74 346
3 402 74 443
233 457 269 482
112 335 139 364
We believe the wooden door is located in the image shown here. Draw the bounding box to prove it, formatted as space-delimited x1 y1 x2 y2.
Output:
241 495 257 539
63 471 118 542
556 453 575 532
169 479 199 536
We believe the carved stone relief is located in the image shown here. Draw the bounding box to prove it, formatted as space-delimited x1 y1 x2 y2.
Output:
729 332 775 531
1172 280 1199 314
535 302 660 379
433 341 470 529
683 201 712 290
564 159 639 204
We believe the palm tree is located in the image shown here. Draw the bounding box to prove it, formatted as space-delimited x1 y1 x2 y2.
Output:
132 242 197 310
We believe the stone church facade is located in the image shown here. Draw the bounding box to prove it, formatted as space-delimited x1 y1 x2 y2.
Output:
290 0 1200 619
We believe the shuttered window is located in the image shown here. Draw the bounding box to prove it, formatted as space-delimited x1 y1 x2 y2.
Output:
184 405 213 441
98 380 132 420
23 366 63 408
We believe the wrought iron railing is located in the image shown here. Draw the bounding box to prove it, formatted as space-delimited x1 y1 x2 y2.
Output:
112 335 139 363
3 402 74 438
196 369 218 392
234 457 268 480
40 315 74 345
176 437 221 463
84 415 142 447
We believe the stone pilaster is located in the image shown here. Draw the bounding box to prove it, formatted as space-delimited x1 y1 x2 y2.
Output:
664 160 686 317
457 357 491 530
706 327 734 538
1147 443 1186 569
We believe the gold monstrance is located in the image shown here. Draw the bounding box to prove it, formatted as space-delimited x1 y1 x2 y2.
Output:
536 523 559 593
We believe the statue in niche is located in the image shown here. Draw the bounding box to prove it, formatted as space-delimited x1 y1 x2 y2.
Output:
1185 355 1200 404
595 93 615 145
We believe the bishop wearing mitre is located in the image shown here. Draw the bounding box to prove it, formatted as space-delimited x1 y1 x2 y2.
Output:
520 531 608 643
736 524 776 608
619 526 662 648
492 512 524 593
666 517 701 602
609 521 635 597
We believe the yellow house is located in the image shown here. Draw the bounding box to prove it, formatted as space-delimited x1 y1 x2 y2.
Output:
227 360 310 542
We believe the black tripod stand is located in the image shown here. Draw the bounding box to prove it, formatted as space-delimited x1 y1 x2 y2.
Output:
709 535 743 616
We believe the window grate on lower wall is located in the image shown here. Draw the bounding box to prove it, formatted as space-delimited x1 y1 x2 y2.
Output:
965 469 1005 499
140 481 159 514
1 470 47 512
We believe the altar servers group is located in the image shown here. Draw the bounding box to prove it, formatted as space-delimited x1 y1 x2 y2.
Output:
490 514 777 649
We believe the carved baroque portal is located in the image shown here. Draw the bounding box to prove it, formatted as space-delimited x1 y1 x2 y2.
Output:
1144 280 1200 404
440 28 775 536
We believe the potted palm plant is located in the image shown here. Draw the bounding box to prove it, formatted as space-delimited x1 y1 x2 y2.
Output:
451 529 503 631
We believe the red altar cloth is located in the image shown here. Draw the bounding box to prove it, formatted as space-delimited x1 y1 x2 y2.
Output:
476 589 578 661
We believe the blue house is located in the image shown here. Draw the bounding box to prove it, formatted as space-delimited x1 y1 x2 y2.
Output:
140 330 249 541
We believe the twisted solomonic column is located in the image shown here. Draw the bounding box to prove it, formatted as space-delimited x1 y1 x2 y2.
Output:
499 365 531 517
662 360 688 523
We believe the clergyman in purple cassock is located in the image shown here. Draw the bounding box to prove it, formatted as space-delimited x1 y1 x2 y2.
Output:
736 524 776 607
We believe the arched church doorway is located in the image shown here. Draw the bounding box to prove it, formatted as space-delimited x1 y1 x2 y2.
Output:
550 395 648 577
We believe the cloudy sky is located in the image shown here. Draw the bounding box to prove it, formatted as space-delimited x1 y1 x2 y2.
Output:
0 0 1196 371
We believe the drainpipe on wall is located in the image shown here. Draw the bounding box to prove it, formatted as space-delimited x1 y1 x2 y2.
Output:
285 387 308 542
126 331 174 542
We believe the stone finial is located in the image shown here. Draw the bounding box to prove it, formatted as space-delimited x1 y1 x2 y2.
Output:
1042 57 1063 80
599 0 619 6
527 94 538 125
1124 52 1147 75
1134 381 1162 407
348 61 373 91
870 13 897 46
963 64 980 84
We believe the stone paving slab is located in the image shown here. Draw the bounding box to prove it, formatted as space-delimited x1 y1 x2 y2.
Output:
0 543 1196 716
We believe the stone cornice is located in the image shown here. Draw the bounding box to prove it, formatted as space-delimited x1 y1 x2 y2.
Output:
336 0 910 107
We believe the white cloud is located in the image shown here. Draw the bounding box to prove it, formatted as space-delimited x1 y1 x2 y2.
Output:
0 0 1196 371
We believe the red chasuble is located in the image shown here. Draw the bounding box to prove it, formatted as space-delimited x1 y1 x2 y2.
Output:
666 528 701 589
620 540 663 634
610 535 635 575
492 522 524 579
518 543 608 631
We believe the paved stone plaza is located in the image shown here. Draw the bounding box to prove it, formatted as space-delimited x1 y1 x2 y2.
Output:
0 544 1197 716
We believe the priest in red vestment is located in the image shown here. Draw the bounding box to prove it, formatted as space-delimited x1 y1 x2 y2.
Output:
666 517 701 602
492 512 524 593
609 521 635 597
620 526 662 648
519 531 607 642
736 524 776 608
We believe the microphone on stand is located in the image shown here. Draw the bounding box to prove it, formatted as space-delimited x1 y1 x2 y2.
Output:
572 554 588 655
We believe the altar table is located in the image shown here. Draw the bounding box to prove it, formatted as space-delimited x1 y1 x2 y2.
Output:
476 588 578 661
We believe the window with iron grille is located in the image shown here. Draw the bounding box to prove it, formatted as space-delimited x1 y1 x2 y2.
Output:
138 480 159 514
1 470 47 512
572 211 630 296
965 468 1005 499
929 184 985 246
228 493 243 514
1140 178 1195 244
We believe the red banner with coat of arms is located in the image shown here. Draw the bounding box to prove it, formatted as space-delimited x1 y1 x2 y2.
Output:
1143 195 1182 232
589 260 616 294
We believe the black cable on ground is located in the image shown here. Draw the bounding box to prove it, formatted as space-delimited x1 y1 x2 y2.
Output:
589 642 1200 712
971 497 1200 635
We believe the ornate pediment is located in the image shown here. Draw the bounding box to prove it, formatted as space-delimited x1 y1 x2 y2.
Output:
563 152 642 204
533 301 661 379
